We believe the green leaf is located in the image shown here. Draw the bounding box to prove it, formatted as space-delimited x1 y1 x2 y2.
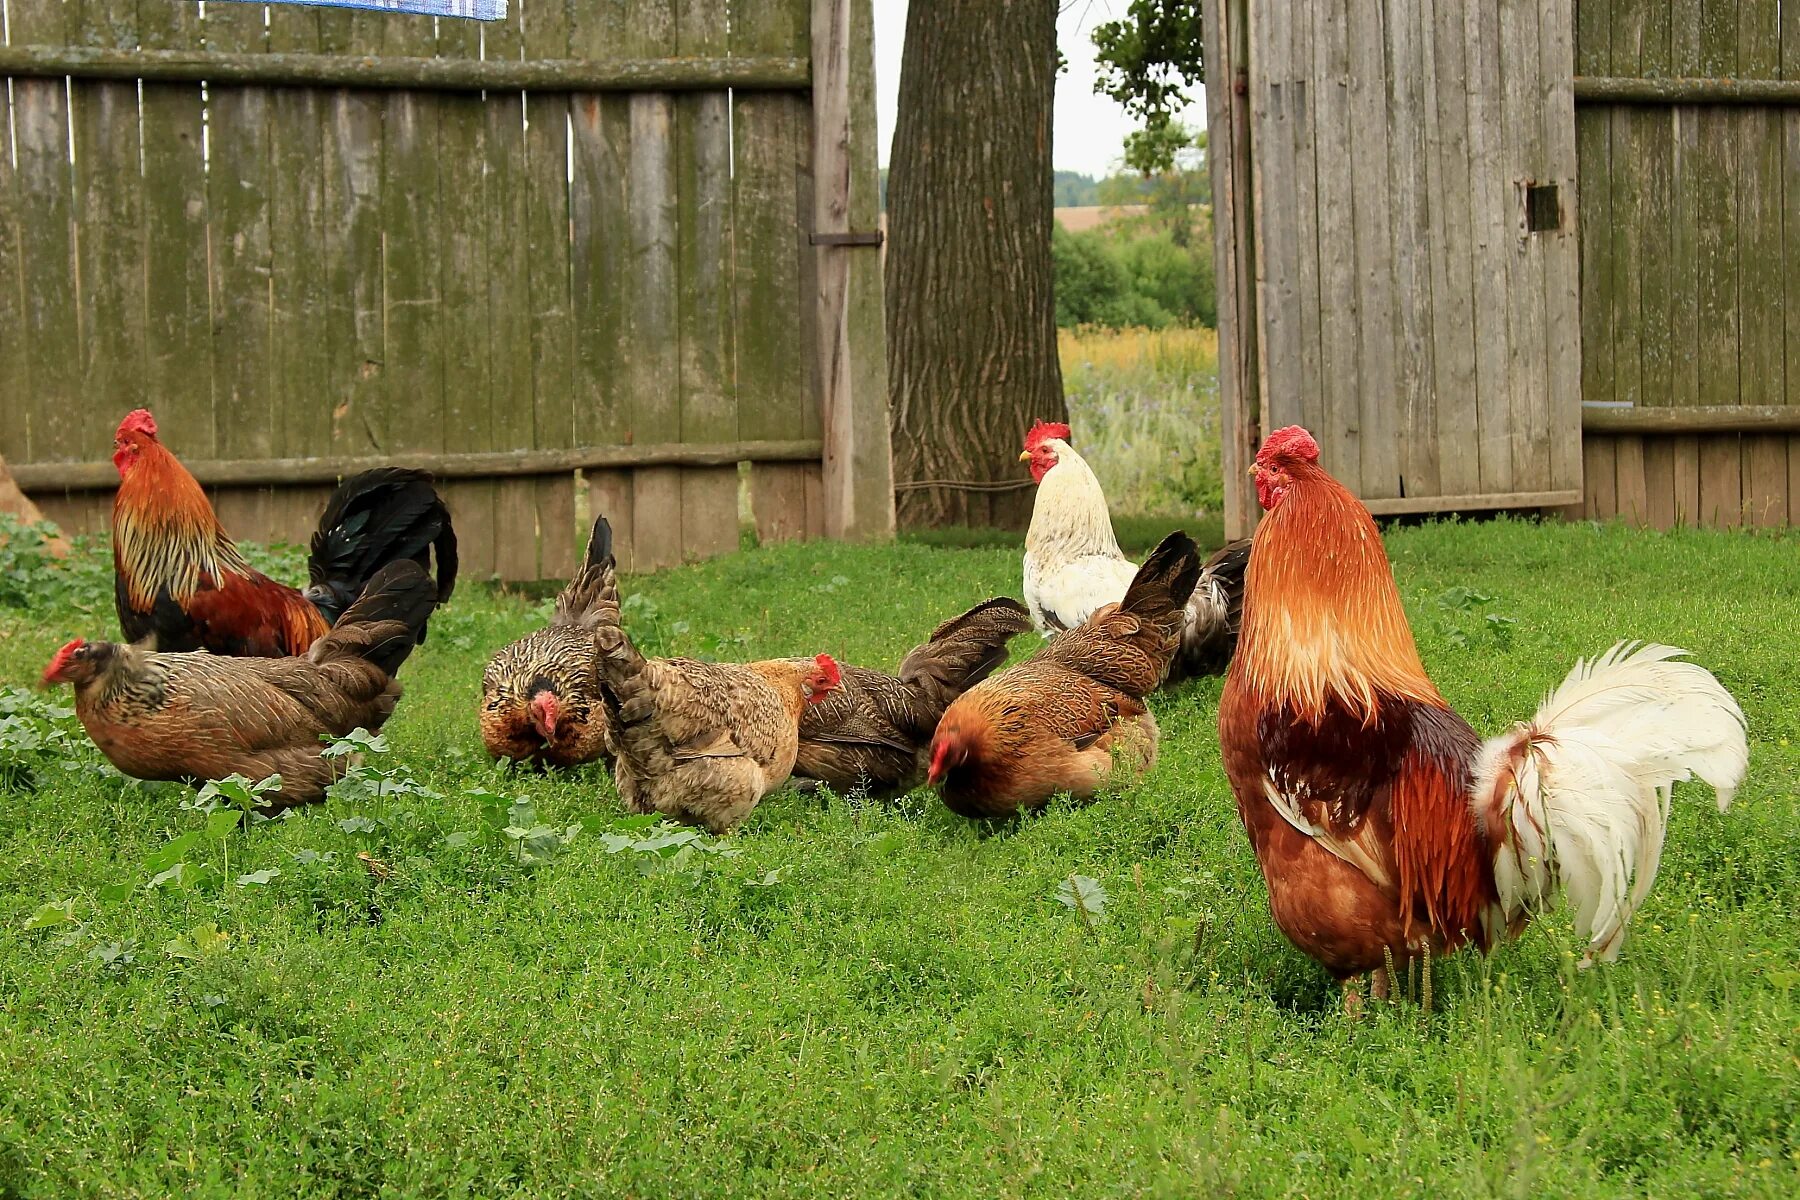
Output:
336 816 380 836
235 869 281 887
1054 874 1109 924
98 881 137 904
22 899 78 932
204 809 244 840
163 922 230 961
441 831 476 850
142 831 201 874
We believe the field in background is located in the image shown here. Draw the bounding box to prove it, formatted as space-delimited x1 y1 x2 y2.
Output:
1059 325 1223 520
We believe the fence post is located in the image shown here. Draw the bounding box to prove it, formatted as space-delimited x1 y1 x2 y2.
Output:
811 0 895 541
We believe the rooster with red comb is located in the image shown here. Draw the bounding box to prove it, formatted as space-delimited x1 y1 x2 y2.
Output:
110 408 457 657
1220 424 1746 1006
1020 419 1250 684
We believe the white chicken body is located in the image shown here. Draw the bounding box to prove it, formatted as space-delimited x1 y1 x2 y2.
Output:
1021 438 1140 633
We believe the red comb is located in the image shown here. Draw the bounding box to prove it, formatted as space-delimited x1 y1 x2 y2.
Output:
1257 425 1320 465
813 653 841 688
41 638 85 686
116 409 158 440
1023 420 1072 452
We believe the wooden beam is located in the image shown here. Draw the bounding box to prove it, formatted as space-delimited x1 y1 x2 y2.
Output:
1359 489 1584 515
1582 404 1800 433
12 439 823 491
0 44 809 93
811 0 895 540
1575 76 1800 104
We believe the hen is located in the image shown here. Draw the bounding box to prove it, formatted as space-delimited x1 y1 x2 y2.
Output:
928 531 1200 819
111 408 457 657
1020 420 1249 682
1220 426 1747 1002
587 518 841 833
792 597 1032 798
43 561 438 811
480 515 614 769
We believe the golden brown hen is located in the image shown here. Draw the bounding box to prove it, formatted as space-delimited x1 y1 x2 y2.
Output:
927 532 1200 819
791 597 1031 798
587 518 840 833
42 561 437 811
480 515 614 769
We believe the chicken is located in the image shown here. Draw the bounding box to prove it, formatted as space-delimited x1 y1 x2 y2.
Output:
110 408 457 657
1219 425 1747 1002
480 515 614 769
927 531 1200 819
791 597 1032 798
42 560 438 811
586 517 841 833
1020 419 1249 682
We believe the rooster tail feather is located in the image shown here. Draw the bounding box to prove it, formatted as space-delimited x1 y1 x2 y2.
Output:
1172 537 1251 681
1121 531 1202 623
306 469 458 626
897 597 1032 703
308 560 438 677
553 514 616 630
1472 641 1747 964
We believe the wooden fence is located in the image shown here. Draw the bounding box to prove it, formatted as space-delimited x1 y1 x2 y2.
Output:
1574 0 1800 528
0 0 892 578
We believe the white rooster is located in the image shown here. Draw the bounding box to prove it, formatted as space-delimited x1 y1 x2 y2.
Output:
1019 420 1251 683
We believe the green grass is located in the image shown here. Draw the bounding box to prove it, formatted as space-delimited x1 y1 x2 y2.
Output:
0 518 1797 1197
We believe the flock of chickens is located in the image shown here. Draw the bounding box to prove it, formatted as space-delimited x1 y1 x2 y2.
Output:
38 411 1750 1004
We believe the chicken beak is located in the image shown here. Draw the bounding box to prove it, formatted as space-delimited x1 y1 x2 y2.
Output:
1018 450 1032 462
1248 463 1261 479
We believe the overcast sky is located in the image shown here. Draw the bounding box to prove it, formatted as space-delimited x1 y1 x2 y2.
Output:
872 2 1208 181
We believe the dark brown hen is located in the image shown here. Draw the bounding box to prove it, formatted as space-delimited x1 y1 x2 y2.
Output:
792 598 1031 797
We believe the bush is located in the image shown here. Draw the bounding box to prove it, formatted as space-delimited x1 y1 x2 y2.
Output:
1052 223 1215 331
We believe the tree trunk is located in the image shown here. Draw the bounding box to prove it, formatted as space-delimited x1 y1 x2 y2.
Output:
885 0 1065 530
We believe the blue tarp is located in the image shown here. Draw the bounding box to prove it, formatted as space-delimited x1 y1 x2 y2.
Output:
210 0 507 20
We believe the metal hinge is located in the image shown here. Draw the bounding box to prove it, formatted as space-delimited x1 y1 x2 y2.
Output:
809 230 884 247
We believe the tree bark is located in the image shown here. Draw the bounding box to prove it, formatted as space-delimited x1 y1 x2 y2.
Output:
885 0 1065 530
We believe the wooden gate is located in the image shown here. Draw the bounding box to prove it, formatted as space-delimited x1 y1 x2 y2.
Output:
0 0 891 578
1574 1 1800 528
1204 0 1586 538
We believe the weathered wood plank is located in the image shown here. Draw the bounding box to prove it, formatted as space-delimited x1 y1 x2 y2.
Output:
1743 435 1787 525
1698 434 1743 526
1700 0 1738 75
1671 0 1703 74
1386 0 1438 500
1668 104 1701 409
1737 108 1785 408
1577 109 1614 409
731 0 810 57
1426 1 1480 496
627 84 682 570
1466 0 1513 492
585 468 637 575
1249 0 1301 433
750 463 811 545
0 75 25 465
1583 434 1617 519
1613 434 1648 523
1583 404 1800 432
1575 0 1610 72
1788 114 1800 410
1540 0 1583 500
1739 0 1781 78
1693 107 1741 409
1310 0 1361 492
0 44 811 92
732 93 810 447
1642 436 1677 527
1636 107 1674 408
526 0 575 581
1345 0 1398 499
138 0 214 463
1670 433 1702 523
1608 108 1644 409
482 9 530 581
10 0 81 463
1287 2 1325 448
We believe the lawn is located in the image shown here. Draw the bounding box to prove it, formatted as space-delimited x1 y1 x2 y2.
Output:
0 517 1797 1197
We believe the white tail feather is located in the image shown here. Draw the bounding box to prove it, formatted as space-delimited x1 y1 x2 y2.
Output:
1472 642 1746 966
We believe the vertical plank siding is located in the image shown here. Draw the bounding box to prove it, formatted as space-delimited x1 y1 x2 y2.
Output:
2 0 842 577
1576 0 1799 529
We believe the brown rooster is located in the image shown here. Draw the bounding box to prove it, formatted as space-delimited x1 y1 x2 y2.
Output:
927 531 1200 819
792 597 1032 798
587 517 841 833
480 515 613 769
1221 426 1747 1004
42 561 438 811
111 408 456 657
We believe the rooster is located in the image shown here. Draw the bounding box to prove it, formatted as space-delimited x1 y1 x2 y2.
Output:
586 517 841 833
42 561 437 811
927 531 1200 819
792 597 1032 798
1220 425 1747 1002
1020 420 1249 683
110 408 457 657
480 515 614 769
